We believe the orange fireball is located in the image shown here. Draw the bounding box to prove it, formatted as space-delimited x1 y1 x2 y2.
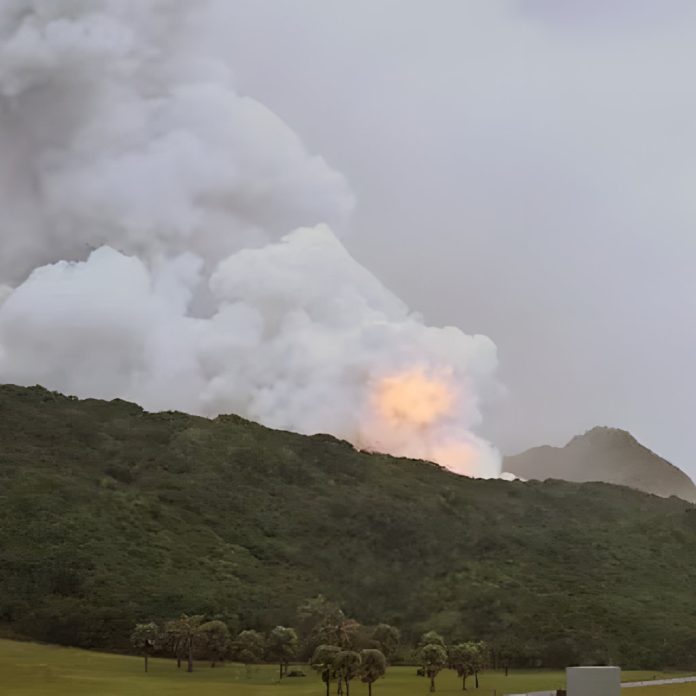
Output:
372 368 455 427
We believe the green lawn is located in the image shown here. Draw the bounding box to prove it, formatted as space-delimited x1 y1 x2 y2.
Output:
0 639 693 696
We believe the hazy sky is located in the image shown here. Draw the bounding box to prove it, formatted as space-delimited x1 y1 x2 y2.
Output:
215 1 696 473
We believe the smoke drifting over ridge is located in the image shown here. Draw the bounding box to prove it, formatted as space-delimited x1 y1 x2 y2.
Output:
0 1 501 478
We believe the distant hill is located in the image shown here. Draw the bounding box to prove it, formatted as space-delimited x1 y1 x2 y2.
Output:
505 427 696 503
3 385 696 669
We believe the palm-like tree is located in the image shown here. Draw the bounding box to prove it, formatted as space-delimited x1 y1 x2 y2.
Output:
197 620 230 667
163 614 204 672
450 643 474 690
360 649 386 696
311 644 340 696
319 618 361 649
130 622 159 673
418 643 448 693
232 630 266 677
267 625 299 680
334 650 362 696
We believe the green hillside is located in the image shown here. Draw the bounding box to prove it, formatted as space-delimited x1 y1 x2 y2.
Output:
2 384 696 668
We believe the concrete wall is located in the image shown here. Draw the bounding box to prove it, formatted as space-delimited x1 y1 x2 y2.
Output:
567 667 620 696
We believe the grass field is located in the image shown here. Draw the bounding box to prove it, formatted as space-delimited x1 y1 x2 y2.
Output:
1 639 694 696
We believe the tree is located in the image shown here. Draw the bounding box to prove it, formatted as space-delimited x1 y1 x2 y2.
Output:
334 650 362 696
371 624 400 660
130 622 159 673
450 643 475 690
418 642 448 693
419 631 447 649
163 614 204 673
360 649 386 696
297 595 346 657
319 618 362 650
162 619 184 669
450 641 487 689
267 625 299 680
469 641 488 688
311 644 340 696
295 595 366 657
197 620 230 667
232 630 266 677
491 637 516 676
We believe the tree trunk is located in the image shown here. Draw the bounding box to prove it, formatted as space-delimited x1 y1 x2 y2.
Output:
430 675 436 692
505 665 509 677
345 678 350 696
177 655 181 669
475 672 479 688
462 674 466 690
337 675 343 695
325 674 330 696
144 654 148 673
187 643 193 673
210 660 215 668
279 663 283 680
368 682 373 696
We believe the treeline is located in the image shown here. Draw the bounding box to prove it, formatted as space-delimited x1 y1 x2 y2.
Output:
129 595 508 694
129 595 398 672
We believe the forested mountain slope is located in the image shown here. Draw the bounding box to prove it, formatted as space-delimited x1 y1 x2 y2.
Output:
2 384 696 668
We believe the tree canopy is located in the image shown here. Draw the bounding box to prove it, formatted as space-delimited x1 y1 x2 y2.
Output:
267 625 299 679
360 649 387 696
129 622 159 672
418 642 448 693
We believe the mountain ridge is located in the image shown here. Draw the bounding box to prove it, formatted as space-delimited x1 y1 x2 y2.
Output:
505 426 696 502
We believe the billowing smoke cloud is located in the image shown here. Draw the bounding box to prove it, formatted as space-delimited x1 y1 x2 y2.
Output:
0 0 501 478
0 0 353 281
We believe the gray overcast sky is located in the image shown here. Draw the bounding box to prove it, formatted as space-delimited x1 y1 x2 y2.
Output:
214 1 696 474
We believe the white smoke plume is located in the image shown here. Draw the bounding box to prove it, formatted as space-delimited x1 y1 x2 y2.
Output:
0 0 501 478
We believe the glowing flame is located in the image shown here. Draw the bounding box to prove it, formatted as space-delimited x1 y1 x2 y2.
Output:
360 366 501 479
372 368 455 427
430 441 480 476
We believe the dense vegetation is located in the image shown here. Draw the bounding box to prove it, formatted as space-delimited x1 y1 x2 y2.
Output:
2 384 696 669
